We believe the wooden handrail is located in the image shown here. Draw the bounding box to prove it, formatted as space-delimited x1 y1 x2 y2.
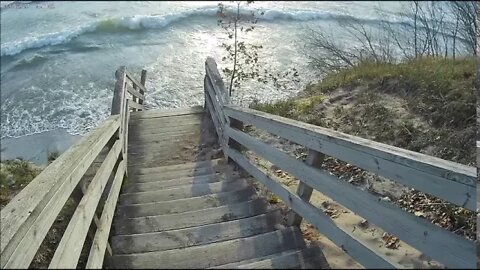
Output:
202 57 476 269
0 66 147 268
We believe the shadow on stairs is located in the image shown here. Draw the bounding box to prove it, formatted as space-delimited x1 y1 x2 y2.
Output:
107 106 330 269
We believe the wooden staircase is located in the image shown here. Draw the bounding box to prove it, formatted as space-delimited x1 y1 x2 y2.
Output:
107 108 328 269
1 58 475 269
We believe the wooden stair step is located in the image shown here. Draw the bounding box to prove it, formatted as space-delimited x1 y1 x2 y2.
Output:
210 245 329 269
128 124 202 136
128 143 206 155
127 158 224 174
122 173 238 193
113 198 271 235
111 209 282 254
128 161 230 178
115 186 257 218
128 165 233 182
108 227 306 269
118 178 249 205
129 107 204 120
129 114 204 126
128 130 201 144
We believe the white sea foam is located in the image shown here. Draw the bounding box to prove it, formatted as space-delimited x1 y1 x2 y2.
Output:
1 6 408 57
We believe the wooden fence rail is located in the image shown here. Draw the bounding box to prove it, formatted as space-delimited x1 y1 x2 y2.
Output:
0 66 146 268
203 57 477 269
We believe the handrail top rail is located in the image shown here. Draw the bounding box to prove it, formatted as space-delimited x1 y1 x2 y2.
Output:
224 105 476 184
0 114 120 253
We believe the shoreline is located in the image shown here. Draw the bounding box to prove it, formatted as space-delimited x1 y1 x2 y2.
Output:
0 129 81 166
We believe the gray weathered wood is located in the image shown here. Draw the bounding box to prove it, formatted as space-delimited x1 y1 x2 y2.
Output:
116 186 256 218
118 179 249 205
111 67 126 116
125 70 147 94
129 113 203 126
138 69 146 109
129 122 202 135
49 140 122 268
86 160 126 268
205 75 227 127
128 164 233 181
224 106 476 211
0 116 120 269
128 131 201 145
129 107 204 119
122 173 234 193
112 210 281 254
210 245 328 269
288 149 325 226
205 57 230 104
226 127 476 269
204 82 225 145
125 83 145 102
128 159 224 175
114 198 269 235
108 227 304 269
225 147 399 269
127 99 144 110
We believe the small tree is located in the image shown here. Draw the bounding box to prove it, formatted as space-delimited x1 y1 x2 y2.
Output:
217 1 263 96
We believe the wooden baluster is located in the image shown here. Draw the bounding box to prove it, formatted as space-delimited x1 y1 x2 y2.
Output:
287 149 325 226
227 117 244 163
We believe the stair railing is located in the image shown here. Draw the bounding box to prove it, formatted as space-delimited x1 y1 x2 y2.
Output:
0 67 146 268
203 57 476 269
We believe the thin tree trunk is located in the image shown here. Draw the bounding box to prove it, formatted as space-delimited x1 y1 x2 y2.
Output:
228 3 240 96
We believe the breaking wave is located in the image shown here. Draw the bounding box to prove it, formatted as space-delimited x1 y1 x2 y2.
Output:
1 6 409 57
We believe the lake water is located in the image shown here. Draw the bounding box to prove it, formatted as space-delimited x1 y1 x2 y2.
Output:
0 1 408 163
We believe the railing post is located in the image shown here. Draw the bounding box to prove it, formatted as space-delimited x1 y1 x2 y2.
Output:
203 76 210 117
227 117 243 163
139 69 147 110
111 66 126 116
287 149 325 226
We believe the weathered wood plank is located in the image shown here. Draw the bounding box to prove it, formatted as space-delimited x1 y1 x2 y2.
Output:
128 132 200 145
118 179 248 205
128 122 202 134
205 57 230 104
128 123 202 136
127 159 224 175
0 116 120 268
125 83 145 101
122 174 237 194
111 67 126 115
205 75 227 127
210 245 328 269
108 227 305 269
127 99 144 110
129 113 203 125
226 127 476 269
114 198 269 235
86 160 126 268
224 106 476 211
49 140 122 268
204 81 225 145
225 147 399 269
111 210 281 254
138 69 147 108
288 149 325 226
115 186 256 218
128 164 231 180
129 107 204 119
125 70 147 94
